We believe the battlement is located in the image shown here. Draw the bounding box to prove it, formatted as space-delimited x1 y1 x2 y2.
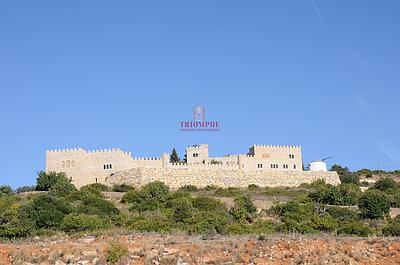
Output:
46 143 305 188
133 157 161 161
252 144 301 149
47 148 86 153
186 144 208 149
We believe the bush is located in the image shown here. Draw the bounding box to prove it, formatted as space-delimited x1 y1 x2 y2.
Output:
188 211 228 235
61 214 106 232
358 189 391 219
112 184 134 192
383 222 400 236
127 181 170 212
0 185 13 196
36 171 69 191
121 190 139 204
248 184 260 190
106 242 128 264
0 196 33 239
214 187 241 197
127 212 173 233
75 192 120 219
15 185 36 193
229 195 257 221
340 174 360 185
191 196 227 213
166 197 194 223
80 183 110 196
19 194 73 229
309 184 361 206
178 185 198 193
374 178 398 192
49 177 77 196
326 206 359 222
338 221 374 236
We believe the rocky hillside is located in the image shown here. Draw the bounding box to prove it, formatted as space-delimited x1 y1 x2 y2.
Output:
1 233 399 265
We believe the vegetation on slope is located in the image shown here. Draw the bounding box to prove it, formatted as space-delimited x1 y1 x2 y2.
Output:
0 165 399 240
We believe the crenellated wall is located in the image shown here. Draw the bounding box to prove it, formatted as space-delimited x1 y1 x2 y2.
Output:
46 144 328 189
105 167 341 190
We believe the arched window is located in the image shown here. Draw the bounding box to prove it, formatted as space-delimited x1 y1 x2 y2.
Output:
95 178 98 183
104 165 106 169
66 160 70 168
62 161 66 168
109 164 112 169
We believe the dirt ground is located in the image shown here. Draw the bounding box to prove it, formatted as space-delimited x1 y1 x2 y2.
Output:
1 233 399 265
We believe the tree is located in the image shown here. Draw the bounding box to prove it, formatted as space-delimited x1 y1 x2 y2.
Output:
36 171 70 191
0 185 13 196
170 148 180 163
374 178 398 192
358 189 390 219
330 164 351 177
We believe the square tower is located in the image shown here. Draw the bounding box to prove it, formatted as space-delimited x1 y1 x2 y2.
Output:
186 144 209 164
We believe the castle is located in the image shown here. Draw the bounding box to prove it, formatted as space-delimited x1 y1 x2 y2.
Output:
46 144 340 189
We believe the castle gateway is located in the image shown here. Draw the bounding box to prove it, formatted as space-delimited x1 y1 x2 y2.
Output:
46 144 340 189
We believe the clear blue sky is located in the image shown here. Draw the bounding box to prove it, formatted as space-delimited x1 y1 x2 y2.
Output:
1 1 400 188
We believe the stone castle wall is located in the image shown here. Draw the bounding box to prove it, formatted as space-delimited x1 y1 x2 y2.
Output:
105 167 340 189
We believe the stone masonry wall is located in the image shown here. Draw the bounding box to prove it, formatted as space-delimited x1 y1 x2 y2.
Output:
105 167 340 189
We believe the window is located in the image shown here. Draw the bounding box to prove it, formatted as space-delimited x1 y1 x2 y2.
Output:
193 153 199 157
275 164 278 168
95 178 98 183
294 165 297 169
62 161 66 168
69 177 72 181
104 165 106 169
289 154 295 159
257 164 263 168
109 164 112 169
66 160 70 168
71 161 75 167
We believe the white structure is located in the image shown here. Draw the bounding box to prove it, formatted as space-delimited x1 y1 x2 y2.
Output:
309 160 328 172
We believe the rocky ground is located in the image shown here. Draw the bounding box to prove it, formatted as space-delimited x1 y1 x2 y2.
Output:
0 233 399 265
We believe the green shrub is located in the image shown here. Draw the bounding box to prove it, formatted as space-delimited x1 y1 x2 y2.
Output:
383 223 400 236
326 206 359 222
358 189 391 219
166 197 193 223
80 183 110 196
309 184 361 206
178 185 198 193
19 194 73 229
36 171 69 191
191 196 227 213
127 181 170 212
188 211 228 235
0 196 33 239
106 242 128 264
75 192 120 219
15 185 36 193
374 178 398 192
121 190 139 204
340 174 360 185
229 195 257 221
338 221 374 236
127 212 173 233
0 185 13 196
61 214 106 232
248 184 260 190
49 177 77 196
112 184 134 192
214 187 241 197
258 234 265 240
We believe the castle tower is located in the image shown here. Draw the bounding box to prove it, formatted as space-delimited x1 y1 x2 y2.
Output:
186 144 209 164
161 153 169 167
